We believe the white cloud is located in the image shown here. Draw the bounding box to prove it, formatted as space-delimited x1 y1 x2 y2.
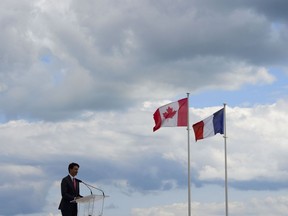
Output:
1 99 288 215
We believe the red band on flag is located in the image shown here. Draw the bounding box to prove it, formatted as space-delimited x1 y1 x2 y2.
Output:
192 121 204 141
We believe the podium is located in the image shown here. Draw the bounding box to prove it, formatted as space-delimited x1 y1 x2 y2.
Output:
73 194 107 216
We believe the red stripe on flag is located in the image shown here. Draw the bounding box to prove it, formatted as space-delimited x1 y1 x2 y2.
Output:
177 98 188 126
192 120 204 141
153 109 161 132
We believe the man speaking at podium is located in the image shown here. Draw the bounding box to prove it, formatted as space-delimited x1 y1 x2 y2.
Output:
58 162 82 216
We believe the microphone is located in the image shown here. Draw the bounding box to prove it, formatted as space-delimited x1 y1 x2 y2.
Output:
76 179 105 196
75 178 82 183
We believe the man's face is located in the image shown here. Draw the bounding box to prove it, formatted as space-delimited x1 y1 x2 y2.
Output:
69 166 79 177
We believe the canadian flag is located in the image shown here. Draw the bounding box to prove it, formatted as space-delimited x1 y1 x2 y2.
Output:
153 98 188 132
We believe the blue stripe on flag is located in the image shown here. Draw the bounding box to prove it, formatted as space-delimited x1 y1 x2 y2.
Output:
213 108 224 135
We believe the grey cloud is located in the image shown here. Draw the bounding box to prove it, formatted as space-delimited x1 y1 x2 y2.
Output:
231 180 288 191
194 0 288 20
0 0 287 121
0 163 50 215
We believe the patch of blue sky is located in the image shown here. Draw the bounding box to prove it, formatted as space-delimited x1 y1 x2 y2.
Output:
190 68 288 108
0 113 7 123
40 54 52 64
39 54 66 86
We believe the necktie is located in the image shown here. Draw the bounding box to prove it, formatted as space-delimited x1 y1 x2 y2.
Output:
73 178 76 190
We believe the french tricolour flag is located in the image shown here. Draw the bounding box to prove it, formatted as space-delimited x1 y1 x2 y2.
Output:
192 108 224 141
153 98 188 132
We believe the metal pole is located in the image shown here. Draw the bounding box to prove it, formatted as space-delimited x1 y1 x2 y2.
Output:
223 103 228 216
187 93 191 216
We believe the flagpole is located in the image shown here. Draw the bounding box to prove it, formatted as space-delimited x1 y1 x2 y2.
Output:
223 103 228 216
187 93 191 216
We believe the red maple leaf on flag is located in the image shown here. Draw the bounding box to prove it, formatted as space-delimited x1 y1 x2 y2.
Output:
163 106 177 119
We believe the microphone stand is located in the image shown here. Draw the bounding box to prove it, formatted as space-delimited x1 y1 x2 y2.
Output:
82 181 105 197
81 181 93 195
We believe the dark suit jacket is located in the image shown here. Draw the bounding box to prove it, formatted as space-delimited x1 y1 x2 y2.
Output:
58 175 81 215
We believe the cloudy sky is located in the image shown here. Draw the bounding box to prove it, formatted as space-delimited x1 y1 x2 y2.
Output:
1 0 288 215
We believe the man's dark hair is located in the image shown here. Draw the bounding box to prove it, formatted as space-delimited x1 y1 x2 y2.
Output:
68 162 80 171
